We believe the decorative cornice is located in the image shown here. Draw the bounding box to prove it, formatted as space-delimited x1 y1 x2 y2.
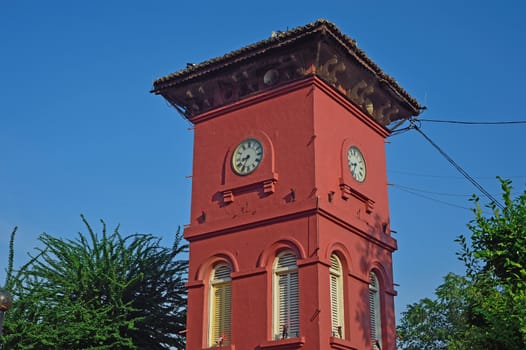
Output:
152 19 422 127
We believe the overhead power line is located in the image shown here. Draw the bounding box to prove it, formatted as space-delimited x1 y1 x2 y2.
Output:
419 119 526 125
410 122 505 210
389 117 526 136
389 183 472 198
390 170 526 180
389 126 412 136
391 185 472 211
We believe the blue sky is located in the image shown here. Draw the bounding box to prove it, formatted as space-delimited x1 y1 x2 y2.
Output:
1 1 525 319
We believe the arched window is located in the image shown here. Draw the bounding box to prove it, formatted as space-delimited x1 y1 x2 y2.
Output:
369 272 382 349
209 263 232 347
273 251 299 340
330 254 344 338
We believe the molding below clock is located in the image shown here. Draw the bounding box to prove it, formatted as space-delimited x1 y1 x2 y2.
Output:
220 173 279 204
339 180 375 214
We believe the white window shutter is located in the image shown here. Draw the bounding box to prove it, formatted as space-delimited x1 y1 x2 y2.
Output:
369 272 382 349
274 251 299 339
277 252 297 270
288 271 299 337
330 254 343 338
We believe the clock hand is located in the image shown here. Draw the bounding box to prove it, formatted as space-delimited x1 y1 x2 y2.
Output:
242 154 251 167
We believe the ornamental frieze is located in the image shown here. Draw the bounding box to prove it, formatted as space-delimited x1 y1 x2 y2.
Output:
153 21 420 127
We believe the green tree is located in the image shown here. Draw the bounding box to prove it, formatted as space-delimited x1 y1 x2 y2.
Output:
463 178 526 291
397 273 469 350
454 178 526 349
398 178 526 350
1 216 188 350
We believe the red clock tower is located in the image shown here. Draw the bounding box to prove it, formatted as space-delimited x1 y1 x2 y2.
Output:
153 20 421 350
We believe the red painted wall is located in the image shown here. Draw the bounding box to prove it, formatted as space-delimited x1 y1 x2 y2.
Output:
184 77 396 350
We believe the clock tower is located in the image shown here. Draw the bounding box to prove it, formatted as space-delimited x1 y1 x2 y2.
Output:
153 20 421 350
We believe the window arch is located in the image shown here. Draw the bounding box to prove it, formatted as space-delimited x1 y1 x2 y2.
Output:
209 263 232 347
273 250 299 340
330 254 344 338
369 272 382 349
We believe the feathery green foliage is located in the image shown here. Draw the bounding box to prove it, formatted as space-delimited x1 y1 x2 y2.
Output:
4 226 17 289
1 216 188 349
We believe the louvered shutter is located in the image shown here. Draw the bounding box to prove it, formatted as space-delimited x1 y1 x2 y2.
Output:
369 272 381 349
274 252 299 339
214 264 231 280
277 252 297 269
369 286 376 344
330 255 343 337
210 264 232 346
288 271 299 337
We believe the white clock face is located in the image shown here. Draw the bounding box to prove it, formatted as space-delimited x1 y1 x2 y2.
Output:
347 146 366 182
232 138 263 175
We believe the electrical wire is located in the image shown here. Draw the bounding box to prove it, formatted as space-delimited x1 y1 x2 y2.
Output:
410 122 505 210
389 170 526 180
419 119 526 125
389 183 472 197
389 126 412 137
390 170 465 179
391 185 472 211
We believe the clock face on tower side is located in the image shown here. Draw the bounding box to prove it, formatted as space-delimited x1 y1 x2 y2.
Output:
232 138 263 175
347 146 366 182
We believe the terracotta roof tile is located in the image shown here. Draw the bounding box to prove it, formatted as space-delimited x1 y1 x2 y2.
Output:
153 19 421 112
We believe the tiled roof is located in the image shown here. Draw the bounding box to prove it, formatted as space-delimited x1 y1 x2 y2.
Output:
152 19 421 113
